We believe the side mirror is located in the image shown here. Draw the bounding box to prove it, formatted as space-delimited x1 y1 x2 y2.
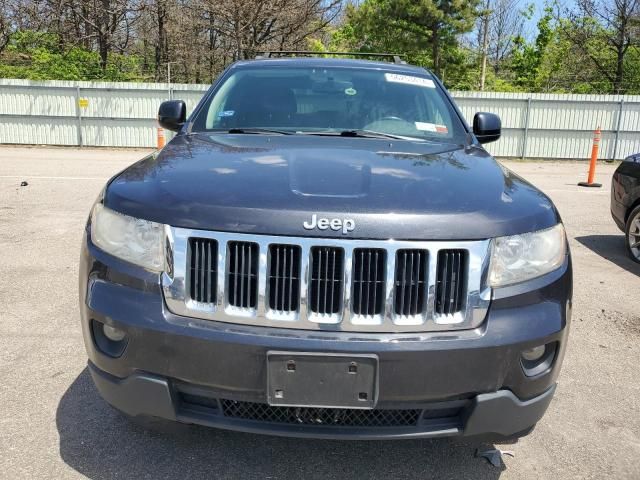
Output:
158 100 186 132
473 112 501 144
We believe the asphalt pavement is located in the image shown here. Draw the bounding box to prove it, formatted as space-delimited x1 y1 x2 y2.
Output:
0 146 638 479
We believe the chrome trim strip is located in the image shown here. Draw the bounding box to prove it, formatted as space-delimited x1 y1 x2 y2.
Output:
162 227 492 333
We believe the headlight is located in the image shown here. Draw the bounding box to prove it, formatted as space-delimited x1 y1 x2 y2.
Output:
489 223 566 287
91 203 164 271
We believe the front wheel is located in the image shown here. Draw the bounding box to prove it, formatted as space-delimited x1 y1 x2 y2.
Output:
625 205 640 263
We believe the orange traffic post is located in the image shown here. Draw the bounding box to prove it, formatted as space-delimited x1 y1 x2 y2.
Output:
157 127 166 149
578 127 602 187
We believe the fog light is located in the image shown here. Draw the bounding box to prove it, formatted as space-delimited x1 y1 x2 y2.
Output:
521 342 558 377
103 324 126 342
91 319 128 358
522 345 546 362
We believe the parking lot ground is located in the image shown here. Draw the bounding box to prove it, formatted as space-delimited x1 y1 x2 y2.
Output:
0 146 639 480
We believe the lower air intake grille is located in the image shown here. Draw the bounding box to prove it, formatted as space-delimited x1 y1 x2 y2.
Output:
189 238 217 303
435 249 467 315
227 241 259 309
220 400 421 427
394 249 428 316
352 248 386 316
309 247 344 315
268 244 301 312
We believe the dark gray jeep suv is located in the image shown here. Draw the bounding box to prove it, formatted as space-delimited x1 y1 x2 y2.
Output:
80 57 572 440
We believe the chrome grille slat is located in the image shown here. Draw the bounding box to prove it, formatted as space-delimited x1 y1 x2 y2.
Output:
309 246 344 319
406 251 414 314
281 247 287 310
188 238 217 303
274 247 280 309
411 251 420 315
164 228 491 333
206 241 213 303
394 249 427 318
358 251 364 314
372 251 379 316
352 248 385 317
330 249 337 314
316 247 322 313
194 240 200 297
227 241 259 310
268 244 301 313
233 243 239 306
246 243 252 306
288 247 294 311
435 249 467 316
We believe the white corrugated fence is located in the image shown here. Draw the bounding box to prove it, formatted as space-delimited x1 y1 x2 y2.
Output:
1 78 639 159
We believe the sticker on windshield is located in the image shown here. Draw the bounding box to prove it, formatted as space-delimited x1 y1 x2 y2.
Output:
217 110 235 117
415 122 448 134
345 87 357 96
385 73 435 88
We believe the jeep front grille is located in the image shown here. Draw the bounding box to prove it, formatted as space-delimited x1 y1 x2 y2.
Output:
189 238 217 303
352 248 386 317
227 241 259 309
394 249 428 317
164 228 491 333
268 244 301 312
309 246 344 316
435 249 467 316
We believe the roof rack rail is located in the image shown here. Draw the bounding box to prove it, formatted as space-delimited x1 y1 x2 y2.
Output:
254 51 407 65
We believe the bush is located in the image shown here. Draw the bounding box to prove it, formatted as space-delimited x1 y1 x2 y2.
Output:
0 30 145 82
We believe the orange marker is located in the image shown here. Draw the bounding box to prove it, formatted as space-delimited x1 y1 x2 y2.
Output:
157 127 166 150
578 127 602 188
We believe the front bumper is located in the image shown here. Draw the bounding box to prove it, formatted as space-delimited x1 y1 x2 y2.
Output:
80 232 572 440
89 361 556 440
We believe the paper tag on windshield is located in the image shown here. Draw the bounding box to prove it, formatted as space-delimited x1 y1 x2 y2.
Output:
385 73 435 88
415 122 448 134
415 122 437 132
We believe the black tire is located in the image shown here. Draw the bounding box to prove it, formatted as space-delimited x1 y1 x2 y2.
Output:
625 205 640 264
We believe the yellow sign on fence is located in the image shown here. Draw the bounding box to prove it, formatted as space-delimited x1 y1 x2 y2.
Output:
78 98 89 108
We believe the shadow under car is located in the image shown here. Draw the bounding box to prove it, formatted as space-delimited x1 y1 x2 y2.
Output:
56 368 506 480
575 234 639 277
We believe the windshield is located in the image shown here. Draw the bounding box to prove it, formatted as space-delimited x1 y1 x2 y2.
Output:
191 66 467 143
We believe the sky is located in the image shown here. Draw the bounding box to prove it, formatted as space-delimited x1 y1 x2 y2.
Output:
524 0 576 37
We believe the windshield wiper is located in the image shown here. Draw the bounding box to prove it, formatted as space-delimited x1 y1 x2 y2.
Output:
226 128 293 135
302 129 418 140
341 129 411 139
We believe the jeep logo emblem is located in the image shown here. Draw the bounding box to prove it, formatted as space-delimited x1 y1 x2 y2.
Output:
303 214 355 235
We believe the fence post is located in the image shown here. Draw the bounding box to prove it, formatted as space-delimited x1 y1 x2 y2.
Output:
611 98 624 162
75 86 83 147
521 97 531 159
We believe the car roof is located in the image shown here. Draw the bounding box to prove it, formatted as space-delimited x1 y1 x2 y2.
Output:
231 57 433 76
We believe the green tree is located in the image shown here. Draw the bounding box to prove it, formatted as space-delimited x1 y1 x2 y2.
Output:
508 8 553 90
0 30 146 81
332 0 479 83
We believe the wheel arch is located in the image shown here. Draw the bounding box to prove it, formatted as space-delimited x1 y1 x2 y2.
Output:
626 198 640 223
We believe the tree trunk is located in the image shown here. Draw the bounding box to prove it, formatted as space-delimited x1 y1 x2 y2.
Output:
614 13 627 94
155 0 168 81
431 22 441 77
615 47 625 94
98 0 111 71
98 37 109 70
480 4 490 91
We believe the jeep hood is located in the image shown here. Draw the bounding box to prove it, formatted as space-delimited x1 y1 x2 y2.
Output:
104 133 560 240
